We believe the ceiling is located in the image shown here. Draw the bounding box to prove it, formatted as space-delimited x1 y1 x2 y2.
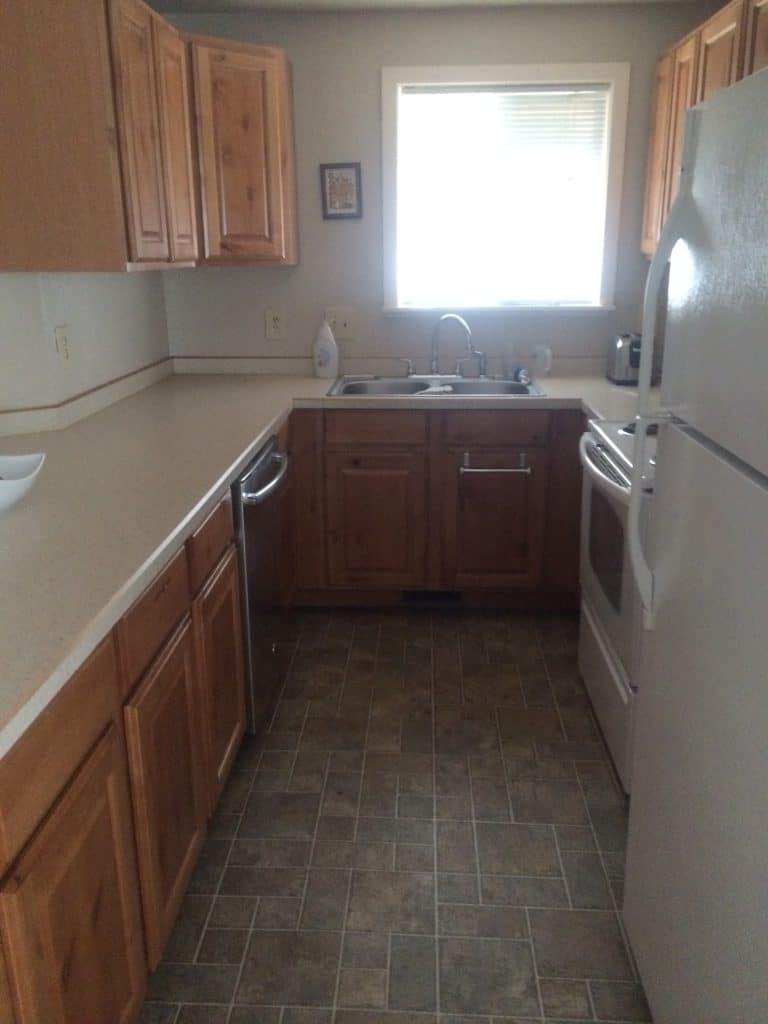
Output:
155 0 700 10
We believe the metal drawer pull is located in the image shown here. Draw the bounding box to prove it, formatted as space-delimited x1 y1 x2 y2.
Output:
459 452 532 475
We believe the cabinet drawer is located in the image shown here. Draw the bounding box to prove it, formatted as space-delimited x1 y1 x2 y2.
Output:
187 497 234 594
117 547 190 694
325 411 428 448
0 635 120 876
440 410 550 448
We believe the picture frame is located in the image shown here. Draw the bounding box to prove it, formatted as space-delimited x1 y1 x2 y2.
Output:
320 162 362 219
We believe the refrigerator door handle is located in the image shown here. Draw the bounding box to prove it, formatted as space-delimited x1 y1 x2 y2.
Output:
629 109 700 628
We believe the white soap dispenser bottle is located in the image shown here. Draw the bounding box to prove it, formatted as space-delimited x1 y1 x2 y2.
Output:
313 318 339 379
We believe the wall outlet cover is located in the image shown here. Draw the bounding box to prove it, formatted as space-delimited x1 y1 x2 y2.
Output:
324 306 357 340
265 308 288 341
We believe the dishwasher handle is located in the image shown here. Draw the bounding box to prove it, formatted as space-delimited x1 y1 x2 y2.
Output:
241 451 289 505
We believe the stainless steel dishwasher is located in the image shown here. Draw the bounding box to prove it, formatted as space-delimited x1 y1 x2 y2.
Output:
232 436 291 735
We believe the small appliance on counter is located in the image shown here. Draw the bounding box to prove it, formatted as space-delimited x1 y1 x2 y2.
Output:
606 333 641 384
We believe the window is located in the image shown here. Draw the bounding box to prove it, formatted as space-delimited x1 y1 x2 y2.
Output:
382 64 629 310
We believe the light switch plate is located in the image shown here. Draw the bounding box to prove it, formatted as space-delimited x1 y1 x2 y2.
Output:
265 308 287 341
325 306 357 340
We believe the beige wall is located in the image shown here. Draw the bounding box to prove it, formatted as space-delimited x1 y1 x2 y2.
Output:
0 273 169 412
164 3 710 374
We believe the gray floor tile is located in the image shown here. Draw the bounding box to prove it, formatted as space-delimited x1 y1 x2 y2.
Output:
252 897 301 929
229 1007 283 1023
436 820 477 873
139 1005 178 1024
590 980 652 1021
471 778 511 821
240 792 320 838
530 909 634 981
281 1011 332 1024
236 930 341 1005
476 822 561 876
438 904 528 939
343 931 389 968
176 1007 229 1024
539 978 592 1019
322 772 362 816
497 709 564 743
481 874 569 908
164 895 212 962
346 870 434 933
338 967 387 1008
389 934 436 1011
147 963 239 1003
561 851 613 909
437 872 480 904
301 868 350 929
395 843 434 872
219 866 306 898
197 928 249 965
508 780 590 826
439 937 539 1016
301 716 367 750
229 838 311 867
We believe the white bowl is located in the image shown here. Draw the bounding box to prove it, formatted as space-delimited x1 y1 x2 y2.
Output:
0 454 46 512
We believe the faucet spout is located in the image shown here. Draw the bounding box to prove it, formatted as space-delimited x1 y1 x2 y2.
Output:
430 313 473 375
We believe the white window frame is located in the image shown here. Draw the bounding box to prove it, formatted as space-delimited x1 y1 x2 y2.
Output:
381 63 630 312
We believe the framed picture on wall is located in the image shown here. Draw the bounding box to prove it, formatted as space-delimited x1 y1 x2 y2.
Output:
320 162 362 219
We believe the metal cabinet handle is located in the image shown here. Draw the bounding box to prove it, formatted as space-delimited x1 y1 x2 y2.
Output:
241 452 289 504
459 452 532 476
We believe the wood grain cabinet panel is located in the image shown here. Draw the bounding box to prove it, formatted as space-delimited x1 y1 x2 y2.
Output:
154 17 199 262
696 0 745 102
193 548 247 815
664 33 700 218
0 938 15 1024
0 727 145 1024
641 53 674 258
110 0 170 262
440 448 549 590
0 636 121 877
124 618 206 969
188 498 235 594
191 38 298 263
543 411 585 593
326 452 428 588
744 0 768 71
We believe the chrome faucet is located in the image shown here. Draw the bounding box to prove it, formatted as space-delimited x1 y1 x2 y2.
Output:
430 313 486 376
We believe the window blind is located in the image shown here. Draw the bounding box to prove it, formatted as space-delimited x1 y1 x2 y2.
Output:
396 84 610 308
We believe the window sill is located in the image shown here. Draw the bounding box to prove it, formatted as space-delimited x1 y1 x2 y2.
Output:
381 304 617 316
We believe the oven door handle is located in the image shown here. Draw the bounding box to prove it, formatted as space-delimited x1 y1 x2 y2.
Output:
579 433 631 507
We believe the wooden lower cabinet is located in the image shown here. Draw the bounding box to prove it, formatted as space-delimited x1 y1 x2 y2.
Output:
0 726 145 1023
124 617 207 969
440 448 549 590
193 547 247 815
745 0 768 71
326 451 428 588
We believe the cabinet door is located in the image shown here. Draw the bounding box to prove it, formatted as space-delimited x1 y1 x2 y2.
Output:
640 53 673 258
441 449 549 590
154 18 199 262
193 548 247 816
326 451 428 588
744 0 768 72
543 411 585 594
696 0 745 102
663 34 700 217
0 727 145 1024
192 41 298 263
124 618 206 969
110 0 170 263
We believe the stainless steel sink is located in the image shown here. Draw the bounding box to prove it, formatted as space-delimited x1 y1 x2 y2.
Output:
328 376 543 397
334 379 433 395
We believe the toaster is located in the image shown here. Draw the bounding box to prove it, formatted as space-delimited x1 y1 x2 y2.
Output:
606 333 642 385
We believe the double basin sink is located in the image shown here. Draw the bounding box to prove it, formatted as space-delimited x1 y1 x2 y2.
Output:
329 376 544 397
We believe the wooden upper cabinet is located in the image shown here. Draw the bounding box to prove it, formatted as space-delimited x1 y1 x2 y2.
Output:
744 0 768 71
154 18 200 262
110 0 170 263
641 53 674 258
124 618 206 969
696 0 745 102
0 727 145 1024
325 451 428 588
663 33 700 218
193 547 247 815
440 448 549 590
191 38 299 263
0 0 128 271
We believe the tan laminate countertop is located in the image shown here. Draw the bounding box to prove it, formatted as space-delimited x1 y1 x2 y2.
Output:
0 371 643 757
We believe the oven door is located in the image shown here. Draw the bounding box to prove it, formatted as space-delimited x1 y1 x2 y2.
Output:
578 432 638 680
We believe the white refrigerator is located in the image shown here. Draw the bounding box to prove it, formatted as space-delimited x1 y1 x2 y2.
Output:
624 69 768 1022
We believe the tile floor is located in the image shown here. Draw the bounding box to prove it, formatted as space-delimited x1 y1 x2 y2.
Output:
140 609 651 1024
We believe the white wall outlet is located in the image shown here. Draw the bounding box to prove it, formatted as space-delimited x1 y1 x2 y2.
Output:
53 325 71 364
324 306 357 341
265 308 288 341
